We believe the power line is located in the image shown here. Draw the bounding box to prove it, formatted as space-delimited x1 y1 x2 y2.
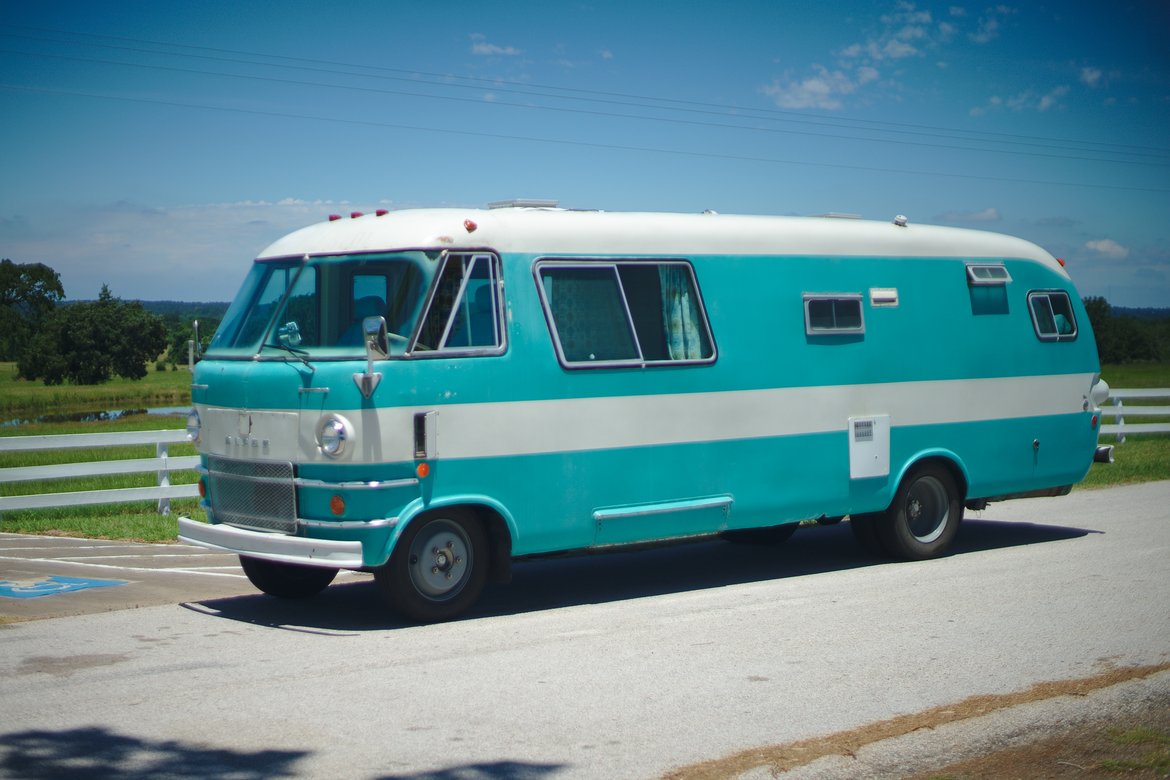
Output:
5 82 1167 195
4 24 1168 162
3 41 1166 171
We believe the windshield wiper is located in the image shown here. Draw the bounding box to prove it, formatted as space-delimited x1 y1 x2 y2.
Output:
262 341 315 372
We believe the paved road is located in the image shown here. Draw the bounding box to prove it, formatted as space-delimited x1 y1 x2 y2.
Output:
1 482 1168 779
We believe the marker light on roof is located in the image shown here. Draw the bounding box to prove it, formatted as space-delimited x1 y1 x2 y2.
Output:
464 219 477 232
376 209 388 216
1057 257 1066 267
351 211 363 219
328 214 342 221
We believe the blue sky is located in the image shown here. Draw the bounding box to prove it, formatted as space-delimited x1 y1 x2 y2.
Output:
2 1 1168 306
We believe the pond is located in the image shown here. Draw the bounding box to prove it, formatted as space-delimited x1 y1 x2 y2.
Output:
1 406 192 428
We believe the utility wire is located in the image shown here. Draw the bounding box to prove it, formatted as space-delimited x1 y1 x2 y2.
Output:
4 24 1167 161
2 42 1165 170
5 82 1167 195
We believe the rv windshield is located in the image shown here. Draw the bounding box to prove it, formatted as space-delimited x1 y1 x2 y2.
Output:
206 252 432 359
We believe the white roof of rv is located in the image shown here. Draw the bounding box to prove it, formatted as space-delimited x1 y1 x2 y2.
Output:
256 207 1060 269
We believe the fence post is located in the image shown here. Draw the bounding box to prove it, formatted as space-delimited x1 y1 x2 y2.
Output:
157 441 171 516
1115 397 1126 444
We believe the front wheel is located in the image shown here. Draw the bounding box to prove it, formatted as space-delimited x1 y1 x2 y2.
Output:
239 556 338 598
375 509 488 623
875 464 963 560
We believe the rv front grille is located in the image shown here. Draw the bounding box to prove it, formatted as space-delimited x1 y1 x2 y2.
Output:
206 455 297 534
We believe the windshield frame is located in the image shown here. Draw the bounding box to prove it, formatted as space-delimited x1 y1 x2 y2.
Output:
203 251 435 361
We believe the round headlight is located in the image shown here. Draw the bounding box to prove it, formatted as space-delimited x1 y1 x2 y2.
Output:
186 409 201 443
317 415 353 457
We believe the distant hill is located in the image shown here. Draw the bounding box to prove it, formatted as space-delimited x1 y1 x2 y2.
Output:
1114 307 1170 321
139 301 231 320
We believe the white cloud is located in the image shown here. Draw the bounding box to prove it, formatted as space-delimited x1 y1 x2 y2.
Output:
1037 85 1069 111
0 200 395 301
970 85 1068 115
1085 238 1130 260
761 66 865 110
1080 67 1103 88
600 49 614 61
969 5 1016 44
469 33 521 57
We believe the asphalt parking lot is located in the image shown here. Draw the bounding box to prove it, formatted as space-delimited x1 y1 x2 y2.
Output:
0 532 262 621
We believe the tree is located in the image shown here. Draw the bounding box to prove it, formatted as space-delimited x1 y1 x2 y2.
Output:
18 285 167 385
165 317 218 367
0 259 64 361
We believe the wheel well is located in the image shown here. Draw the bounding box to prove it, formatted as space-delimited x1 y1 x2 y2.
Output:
466 505 513 584
906 455 968 502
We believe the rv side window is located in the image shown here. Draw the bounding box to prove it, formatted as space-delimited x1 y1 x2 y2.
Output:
1028 291 1077 341
537 261 715 368
804 294 864 335
412 253 504 354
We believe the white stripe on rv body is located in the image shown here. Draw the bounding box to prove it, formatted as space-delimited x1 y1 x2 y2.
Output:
256 209 1065 277
197 373 1093 464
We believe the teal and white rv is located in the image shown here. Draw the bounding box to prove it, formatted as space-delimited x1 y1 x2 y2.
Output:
178 202 1112 622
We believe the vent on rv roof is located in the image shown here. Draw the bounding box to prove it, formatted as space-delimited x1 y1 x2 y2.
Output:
488 199 560 209
966 264 1012 286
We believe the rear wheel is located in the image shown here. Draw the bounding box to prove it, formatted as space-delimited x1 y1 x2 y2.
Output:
875 464 963 560
239 556 338 598
376 509 488 623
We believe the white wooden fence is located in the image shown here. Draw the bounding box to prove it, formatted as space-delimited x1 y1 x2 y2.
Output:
1099 388 1170 443
0 386 1166 516
0 430 200 515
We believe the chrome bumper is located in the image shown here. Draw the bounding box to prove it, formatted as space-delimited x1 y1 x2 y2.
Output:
178 517 364 568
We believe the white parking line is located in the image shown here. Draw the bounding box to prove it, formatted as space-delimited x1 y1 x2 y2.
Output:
0 554 247 579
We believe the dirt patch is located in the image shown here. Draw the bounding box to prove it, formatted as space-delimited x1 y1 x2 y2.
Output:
664 663 1170 780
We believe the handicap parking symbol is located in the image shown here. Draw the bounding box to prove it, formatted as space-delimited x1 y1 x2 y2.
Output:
0 576 130 599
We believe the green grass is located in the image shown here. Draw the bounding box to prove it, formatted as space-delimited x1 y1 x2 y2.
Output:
1081 436 1170 489
0 361 194 419
1099 726 1170 774
1100 361 1170 389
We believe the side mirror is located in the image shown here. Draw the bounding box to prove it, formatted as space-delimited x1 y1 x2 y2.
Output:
362 316 389 360
354 316 387 399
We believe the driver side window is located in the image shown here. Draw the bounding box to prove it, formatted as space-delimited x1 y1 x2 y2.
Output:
413 254 504 354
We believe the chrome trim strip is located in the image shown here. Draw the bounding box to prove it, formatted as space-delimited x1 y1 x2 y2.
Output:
299 516 398 530
178 517 363 568
294 477 419 491
593 494 734 522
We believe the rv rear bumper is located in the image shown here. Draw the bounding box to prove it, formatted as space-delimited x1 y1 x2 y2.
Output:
178 517 363 568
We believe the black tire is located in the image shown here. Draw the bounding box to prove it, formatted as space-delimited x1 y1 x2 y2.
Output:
849 512 887 557
721 523 798 545
875 463 963 560
375 509 488 623
239 556 338 599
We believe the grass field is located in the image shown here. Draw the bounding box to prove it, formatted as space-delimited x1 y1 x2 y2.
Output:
1 362 1167 543
1 361 193 420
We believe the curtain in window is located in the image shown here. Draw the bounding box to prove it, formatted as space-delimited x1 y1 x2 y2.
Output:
659 265 703 360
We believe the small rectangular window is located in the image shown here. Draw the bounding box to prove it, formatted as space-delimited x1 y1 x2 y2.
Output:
537 260 715 368
967 264 1012 286
804 294 865 335
1028 290 1077 341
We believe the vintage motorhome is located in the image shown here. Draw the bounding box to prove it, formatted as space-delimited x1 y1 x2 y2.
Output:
178 203 1111 622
